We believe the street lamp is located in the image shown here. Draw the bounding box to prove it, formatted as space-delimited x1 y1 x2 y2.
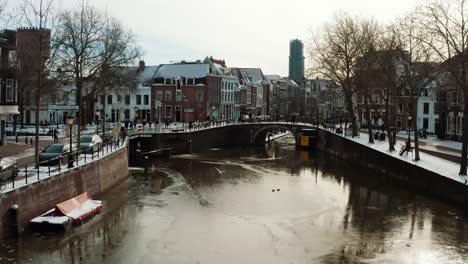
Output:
67 116 75 169
407 115 412 146
95 110 100 135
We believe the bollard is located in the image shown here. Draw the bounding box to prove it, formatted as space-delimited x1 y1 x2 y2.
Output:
58 159 61 172
25 137 27 144
12 174 14 188
30 138 33 145
37 165 39 180
25 166 28 184
144 156 149 186
48 161 51 176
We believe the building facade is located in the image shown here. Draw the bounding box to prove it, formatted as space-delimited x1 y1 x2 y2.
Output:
0 29 18 145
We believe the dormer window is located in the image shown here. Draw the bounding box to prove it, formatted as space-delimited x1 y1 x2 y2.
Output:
187 78 195 85
165 78 173 85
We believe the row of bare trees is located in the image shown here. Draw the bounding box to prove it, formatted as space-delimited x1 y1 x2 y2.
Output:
310 0 468 175
3 0 141 165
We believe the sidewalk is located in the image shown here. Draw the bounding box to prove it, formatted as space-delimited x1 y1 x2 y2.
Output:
360 130 465 163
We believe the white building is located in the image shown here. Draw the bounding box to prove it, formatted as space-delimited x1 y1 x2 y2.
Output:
417 81 438 134
95 62 158 125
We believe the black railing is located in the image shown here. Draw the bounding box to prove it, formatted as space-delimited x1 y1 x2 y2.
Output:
0 137 126 193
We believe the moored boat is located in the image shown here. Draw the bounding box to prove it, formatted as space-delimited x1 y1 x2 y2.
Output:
30 192 103 232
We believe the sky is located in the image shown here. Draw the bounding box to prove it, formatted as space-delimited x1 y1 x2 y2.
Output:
54 0 421 76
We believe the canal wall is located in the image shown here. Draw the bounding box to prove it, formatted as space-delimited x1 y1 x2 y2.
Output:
317 130 468 208
0 143 129 239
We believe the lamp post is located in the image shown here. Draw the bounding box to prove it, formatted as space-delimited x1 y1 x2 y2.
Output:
407 115 412 146
67 116 75 169
95 110 100 135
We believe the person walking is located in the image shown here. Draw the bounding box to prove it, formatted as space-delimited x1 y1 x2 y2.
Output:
53 129 59 143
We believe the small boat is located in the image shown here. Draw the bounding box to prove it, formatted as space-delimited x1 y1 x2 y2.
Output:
30 192 103 232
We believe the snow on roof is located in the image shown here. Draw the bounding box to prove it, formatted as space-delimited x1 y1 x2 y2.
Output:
264 75 282 82
240 68 264 83
140 65 159 83
155 64 210 78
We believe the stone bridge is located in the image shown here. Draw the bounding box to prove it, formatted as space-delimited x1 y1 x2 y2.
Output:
128 122 318 157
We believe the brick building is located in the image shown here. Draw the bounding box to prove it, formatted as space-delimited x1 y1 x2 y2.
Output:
151 62 223 122
0 29 18 145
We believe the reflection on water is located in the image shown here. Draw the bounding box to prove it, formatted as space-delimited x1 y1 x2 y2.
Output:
0 136 467 264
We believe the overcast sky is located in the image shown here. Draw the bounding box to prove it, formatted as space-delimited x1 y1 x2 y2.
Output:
56 0 420 76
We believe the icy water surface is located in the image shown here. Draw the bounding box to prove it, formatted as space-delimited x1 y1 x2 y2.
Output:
0 136 467 263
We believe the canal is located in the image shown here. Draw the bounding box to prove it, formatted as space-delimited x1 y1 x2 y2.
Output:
0 136 467 263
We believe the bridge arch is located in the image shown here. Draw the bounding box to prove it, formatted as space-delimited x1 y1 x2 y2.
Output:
252 125 298 145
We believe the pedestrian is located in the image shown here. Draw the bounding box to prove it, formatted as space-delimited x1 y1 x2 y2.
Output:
53 129 59 143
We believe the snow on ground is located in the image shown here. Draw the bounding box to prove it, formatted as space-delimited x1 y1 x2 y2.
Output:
343 134 467 185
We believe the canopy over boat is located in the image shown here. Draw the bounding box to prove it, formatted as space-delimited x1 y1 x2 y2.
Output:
53 192 102 222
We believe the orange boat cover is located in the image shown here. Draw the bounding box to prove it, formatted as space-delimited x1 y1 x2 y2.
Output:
54 192 93 218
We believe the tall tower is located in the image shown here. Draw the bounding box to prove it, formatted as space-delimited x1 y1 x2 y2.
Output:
289 39 305 82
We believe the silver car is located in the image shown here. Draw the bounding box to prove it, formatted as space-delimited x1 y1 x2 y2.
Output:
0 157 18 182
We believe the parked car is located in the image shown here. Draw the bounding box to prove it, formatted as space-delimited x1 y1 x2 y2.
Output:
100 134 113 145
79 135 103 154
39 143 76 166
239 115 249 123
0 157 17 182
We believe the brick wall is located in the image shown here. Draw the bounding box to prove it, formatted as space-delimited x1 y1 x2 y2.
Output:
0 145 128 238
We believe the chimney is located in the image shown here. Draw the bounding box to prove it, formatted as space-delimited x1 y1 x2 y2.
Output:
138 60 145 72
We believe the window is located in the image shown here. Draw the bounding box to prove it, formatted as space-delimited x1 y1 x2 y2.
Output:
176 90 182 101
136 95 142 105
144 95 149 105
423 103 429 115
125 95 130 105
187 78 195 85
156 90 163 101
165 105 172 118
176 79 181 90
117 95 122 103
165 78 173 85
125 109 130 120
6 79 14 102
107 95 113 105
197 91 203 103
452 91 457 105
396 117 402 128
423 118 429 129
175 105 182 111
165 91 172 101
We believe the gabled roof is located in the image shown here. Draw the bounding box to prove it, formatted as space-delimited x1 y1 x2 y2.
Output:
264 75 282 82
239 68 265 83
140 65 159 83
155 64 210 78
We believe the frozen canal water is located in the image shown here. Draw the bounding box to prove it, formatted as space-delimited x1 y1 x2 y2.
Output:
0 137 467 263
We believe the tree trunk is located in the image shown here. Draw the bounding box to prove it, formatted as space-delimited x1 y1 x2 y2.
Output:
459 94 468 175
413 98 420 161
385 99 395 151
34 90 40 166
344 90 357 137
364 96 374 144
76 79 82 148
102 91 106 135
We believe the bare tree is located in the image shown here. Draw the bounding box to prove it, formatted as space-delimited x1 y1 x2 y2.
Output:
391 15 438 161
310 12 380 137
16 0 57 165
54 2 140 146
419 0 468 173
0 0 17 28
